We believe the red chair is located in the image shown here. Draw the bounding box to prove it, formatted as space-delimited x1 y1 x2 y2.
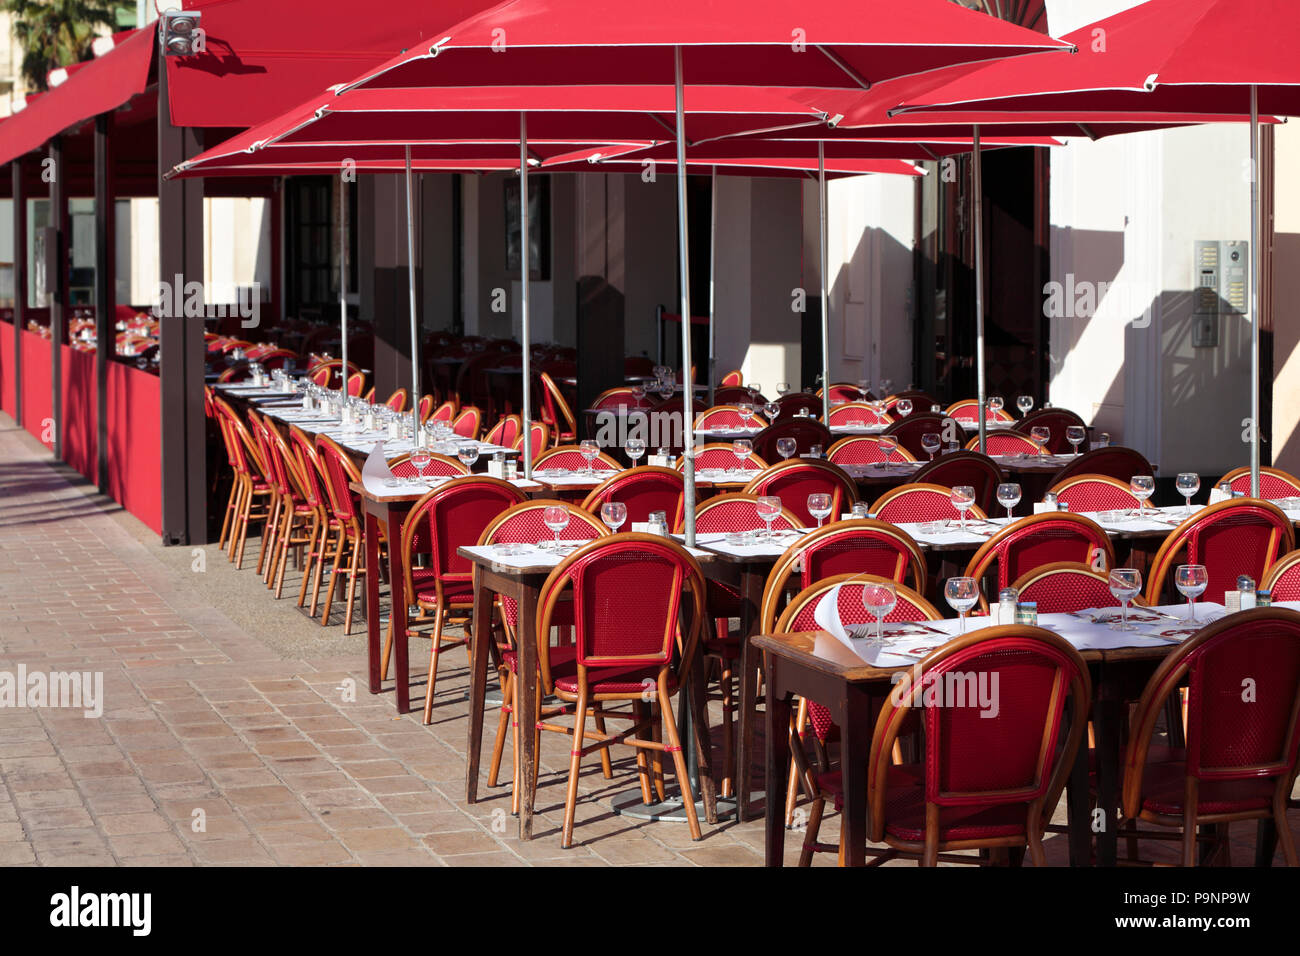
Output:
912 451 1003 514
683 492 800 536
383 388 410 413
1018 407 1088 455
416 394 435 423
742 459 857 526
539 371 578 444
346 371 366 398
213 399 274 570
397 477 527 724
430 399 458 423
451 406 483 440
695 405 768 430
771 392 824 422
964 512 1115 600
862 626 1090 866
870 482 990 524
883 412 949 460
827 435 916 466
1048 474 1142 513
1144 499 1294 606
581 466 684 528
752 419 834 463
827 402 891 427
534 444 621 473
1262 550 1300 601
966 431 1045 457
1011 561 1133 614
1220 465 1300 499
945 399 1015 425
1048 446 1154 485
520 536 709 847
677 443 769 475
591 386 654 411
388 452 468 480
287 425 339 617
714 385 757 405
1121 608 1300 866
314 435 372 634
720 369 743 386
513 421 550 460
818 382 866 404
485 415 522 449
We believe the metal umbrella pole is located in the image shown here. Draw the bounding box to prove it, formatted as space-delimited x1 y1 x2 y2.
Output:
339 178 349 394
520 112 534 479
818 141 831 423
675 46 696 547
708 164 718 406
1250 85 1261 497
973 125 987 456
404 146 422 445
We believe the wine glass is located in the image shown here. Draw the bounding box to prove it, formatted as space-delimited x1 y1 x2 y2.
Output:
861 581 897 641
1107 568 1142 631
921 432 941 461
542 505 570 548
807 493 832 528
732 439 753 476
896 399 913 418
1066 425 1087 456
776 382 791 397
1175 564 1209 621
951 485 976 531
1017 395 1035 417
1130 475 1155 516
457 445 479 470
856 379 871 401
763 401 781 422
987 395 1005 417
579 439 600 476
996 482 1022 521
1030 426 1051 456
945 577 979 634
879 378 893 398
600 501 628 534
626 438 646 466
1176 472 1200 517
410 450 432 485
748 384 763 402
776 437 798 461
756 495 782 542
879 435 899 470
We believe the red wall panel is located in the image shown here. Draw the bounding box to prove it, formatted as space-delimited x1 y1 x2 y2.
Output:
105 361 161 535
0 320 13 416
20 330 52 447
60 345 97 483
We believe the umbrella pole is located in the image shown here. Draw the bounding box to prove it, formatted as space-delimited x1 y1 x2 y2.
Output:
675 46 696 547
818 142 830 423
339 178 348 396
973 126 987 456
708 164 717 406
1250 86 1261 497
404 146 422 446
520 113 533 480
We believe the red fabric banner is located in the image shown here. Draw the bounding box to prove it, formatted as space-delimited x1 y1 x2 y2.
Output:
105 362 161 535
60 345 97 483
20 330 51 447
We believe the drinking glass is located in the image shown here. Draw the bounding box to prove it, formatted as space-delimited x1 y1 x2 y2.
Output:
626 438 646 465
861 582 897 640
1030 426 1051 456
600 501 628 534
1130 475 1155 516
410 451 432 484
1066 426 1087 456
763 401 781 422
737 403 755 428
579 439 600 476
749 384 763 401
807 493 832 528
856 379 871 401
987 395 1004 416
732 439 753 476
996 482 1022 521
457 445 479 470
1175 564 1209 621
951 485 976 531
879 435 899 469
921 433 941 461
1176 472 1200 517
945 577 979 634
756 496 782 541
879 379 893 398
1107 568 1143 631
1017 395 1035 417
542 505 570 548
896 399 913 418
776 437 798 461
777 382 791 397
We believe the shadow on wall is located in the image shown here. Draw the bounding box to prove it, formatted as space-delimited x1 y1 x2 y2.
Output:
826 224 914 393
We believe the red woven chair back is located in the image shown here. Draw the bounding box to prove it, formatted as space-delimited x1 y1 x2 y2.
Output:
288 426 327 510
213 399 253 478
402 477 526 585
581 467 684 527
686 493 800 534
485 415 522 448
515 421 550 458
1263 551 1300 601
314 436 363 524
681 444 768 474
912 451 1003 513
534 445 621 472
539 371 578 439
1017 408 1087 454
388 453 469 480
713 385 756 405
720 369 743 387
778 575 939 634
432 400 457 422
870 482 987 524
771 392 823 423
1049 474 1141 512
882 412 948 460
384 389 410 413
798 522 924 590
1049 446 1153 485
967 514 1114 592
968 431 1044 456
822 383 864 403
743 459 857 526
945 399 1014 425
827 402 890 427
695 405 767 430
1011 562 1123 614
417 394 434 423
452 407 482 439
249 413 290 497
752 419 833 463
1222 466 1300 499
346 372 366 397
591 387 653 411
827 435 915 465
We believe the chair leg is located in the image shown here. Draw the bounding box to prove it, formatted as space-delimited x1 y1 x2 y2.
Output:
649 708 666 802
658 681 701 841
309 525 332 618
296 517 319 608
785 697 809 827
343 534 361 635
274 510 298 599
226 478 246 561
593 711 614 779
320 527 346 626
1027 830 1048 867
229 480 249 562
380 611 394 682
633 700 654 805
218 473 239 550
798 795 825 867
1275 790 1298 866
488 671 514 788
256 495 279 578
720 657 735 799
561 686 590 849
422 605 446 725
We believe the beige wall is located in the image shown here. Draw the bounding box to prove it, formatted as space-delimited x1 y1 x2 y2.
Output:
1271 121 1300 472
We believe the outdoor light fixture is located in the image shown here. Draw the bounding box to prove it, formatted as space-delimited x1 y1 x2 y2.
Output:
160 9 202 56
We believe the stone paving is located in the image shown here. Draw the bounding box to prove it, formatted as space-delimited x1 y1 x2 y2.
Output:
1 413 1297 867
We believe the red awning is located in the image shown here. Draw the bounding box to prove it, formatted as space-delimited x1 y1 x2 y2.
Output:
0 25 155 167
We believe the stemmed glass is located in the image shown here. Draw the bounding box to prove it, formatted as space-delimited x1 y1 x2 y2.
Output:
987 395 1004 418
861 581 897 641
600 501 628 534
879 435 899 470
1066 426 1087 456
1017 395 1035 417
1175 564 1209 621
542 505 570 549
756 495 782 542
579 439 600 476
410 450 432 485
921 433 941 462
996 482 1022 521
777 382 791 397
1030 426 1051 456
732 439 753 477
737 403 755 430
807 493 832 528
856 379 872 401
945 577 979 634
1177 472 1200 517
1107 568 1142 631
748 384 763 402
951 486 976 532
895 399 913 418
1130 475 1155 517
626 438 646 466
776 437 798 461
457 445 479 471
763 401 781 423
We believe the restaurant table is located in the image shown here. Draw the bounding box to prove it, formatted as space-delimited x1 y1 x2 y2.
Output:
757 601 1229 866
457 541 719 840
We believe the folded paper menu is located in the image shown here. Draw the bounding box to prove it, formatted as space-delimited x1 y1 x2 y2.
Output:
361 441 400 496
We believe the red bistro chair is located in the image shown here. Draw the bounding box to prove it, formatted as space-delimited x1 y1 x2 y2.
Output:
1048 446 1154 486
1220 465 1300 500
713 385 758 405
591 386 654 411
827 401 892 427
964 512 1116 602
753 419 833 462
1011 561 1134 615
677 443 769 475
417 393 435 423
485 415 523 449
883 412 949 461
827 435 917 467
742 458 858 527
431 399 458 423
1017 408 1088 455
287 425 340 618
945 398 1015 425
912 451 1004 515
1144 498 1294 606
966 431 1045 457
581 466 685 528
383 388 410 413
346 371 367 397
314 435 372 634
870 482 990 525
1262 550 1300 601
533 444 622 473
695 404 769 431
770 392 824 422
213 399 274 570
1048 474 1142 513
387 452 469 480
539 371 579 445
1121 608 1300 866
513 421 551 460
720 369 743 387
452 406 483 440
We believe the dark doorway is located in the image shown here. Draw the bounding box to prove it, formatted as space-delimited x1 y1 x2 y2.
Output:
284 176 358 321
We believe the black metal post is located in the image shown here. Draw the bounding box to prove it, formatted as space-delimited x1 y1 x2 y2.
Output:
11 159 23 427
94 113 115 492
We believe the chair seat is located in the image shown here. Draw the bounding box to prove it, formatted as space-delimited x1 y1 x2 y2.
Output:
503 648 676 696
1138 747 1278 816
414 573 475 605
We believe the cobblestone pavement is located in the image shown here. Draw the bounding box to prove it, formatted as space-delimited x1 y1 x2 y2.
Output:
1 415 1296 866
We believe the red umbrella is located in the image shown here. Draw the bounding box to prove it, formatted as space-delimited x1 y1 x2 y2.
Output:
890 0 1300 492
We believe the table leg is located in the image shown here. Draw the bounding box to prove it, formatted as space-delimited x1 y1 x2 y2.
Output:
514 583 540 841
364 511 382 695
686 652 719 825
736 566 764 822
386 516 410 715
1066 711 1093 866
764 656 792 867
1092 696 1125 866
839 687 870 867
465 571 494 805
